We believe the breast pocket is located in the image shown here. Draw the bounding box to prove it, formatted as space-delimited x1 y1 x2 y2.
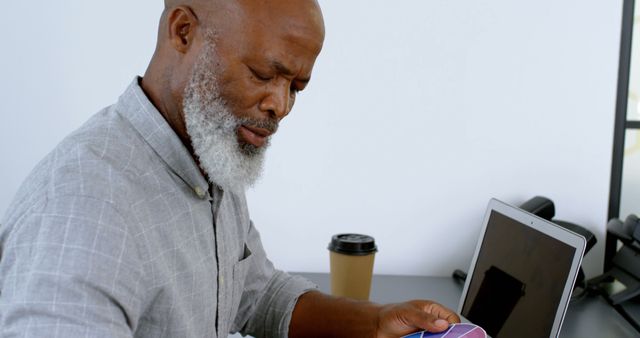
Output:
228 243 253 329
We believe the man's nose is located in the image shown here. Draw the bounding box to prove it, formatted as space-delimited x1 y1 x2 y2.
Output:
259 82 291 120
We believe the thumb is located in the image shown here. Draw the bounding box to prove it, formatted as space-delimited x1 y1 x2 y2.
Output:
402 306 450 333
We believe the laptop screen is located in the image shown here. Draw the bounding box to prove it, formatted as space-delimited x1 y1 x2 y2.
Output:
461 210 576 338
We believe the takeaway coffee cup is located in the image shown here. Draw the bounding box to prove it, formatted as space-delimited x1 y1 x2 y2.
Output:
328 233 377 300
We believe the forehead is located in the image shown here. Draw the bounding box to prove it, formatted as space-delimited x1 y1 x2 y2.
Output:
210 0 324 72
247 21 323 69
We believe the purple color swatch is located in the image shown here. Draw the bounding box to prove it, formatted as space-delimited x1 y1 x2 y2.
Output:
402 323 487 338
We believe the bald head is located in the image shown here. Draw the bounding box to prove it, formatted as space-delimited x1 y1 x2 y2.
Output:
161 0 324 36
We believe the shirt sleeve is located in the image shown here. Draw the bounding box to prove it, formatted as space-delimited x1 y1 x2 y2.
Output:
0 195 148 338
233 221 317 338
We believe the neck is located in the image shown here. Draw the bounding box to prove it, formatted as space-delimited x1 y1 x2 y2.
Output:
141 60 208 181
141 62 191 150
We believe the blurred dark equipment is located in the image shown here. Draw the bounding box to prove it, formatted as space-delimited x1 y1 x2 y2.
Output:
519 196 555 221
589 215 640 305
519 196 597 254
587 214 640 332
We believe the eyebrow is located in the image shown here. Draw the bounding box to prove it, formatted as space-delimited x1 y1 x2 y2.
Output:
269 60 310 83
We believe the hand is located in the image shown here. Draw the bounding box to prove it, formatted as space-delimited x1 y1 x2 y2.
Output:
376 300 460 338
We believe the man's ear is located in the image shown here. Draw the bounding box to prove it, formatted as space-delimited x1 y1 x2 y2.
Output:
167 6 199 54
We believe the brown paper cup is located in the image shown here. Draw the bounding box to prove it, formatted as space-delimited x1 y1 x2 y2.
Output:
328 234 377 300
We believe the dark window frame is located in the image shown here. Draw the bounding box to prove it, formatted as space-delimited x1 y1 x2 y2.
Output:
607 0 638 269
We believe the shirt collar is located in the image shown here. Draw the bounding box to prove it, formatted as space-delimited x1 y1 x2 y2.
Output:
116 77 210 200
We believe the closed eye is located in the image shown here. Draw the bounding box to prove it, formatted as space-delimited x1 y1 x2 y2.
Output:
249 67 272 81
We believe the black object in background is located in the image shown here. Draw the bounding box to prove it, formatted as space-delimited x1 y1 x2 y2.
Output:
519 196 555 221
588 214 640 333
589 215 640 305
519 196 597 254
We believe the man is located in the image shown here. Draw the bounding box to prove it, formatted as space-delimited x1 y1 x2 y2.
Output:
0 0 459 337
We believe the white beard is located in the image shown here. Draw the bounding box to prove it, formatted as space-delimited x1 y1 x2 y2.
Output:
183 42 270 193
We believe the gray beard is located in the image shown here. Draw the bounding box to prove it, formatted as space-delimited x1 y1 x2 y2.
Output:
183 42 272 193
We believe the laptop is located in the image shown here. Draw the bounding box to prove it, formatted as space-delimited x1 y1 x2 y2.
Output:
457 199 587 338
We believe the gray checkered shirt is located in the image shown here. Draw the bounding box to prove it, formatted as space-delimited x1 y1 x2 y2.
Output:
0 78 316 338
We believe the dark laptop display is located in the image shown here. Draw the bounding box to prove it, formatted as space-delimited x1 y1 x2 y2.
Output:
461 210 576 338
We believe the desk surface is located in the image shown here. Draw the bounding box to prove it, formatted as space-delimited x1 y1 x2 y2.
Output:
296 272 638 338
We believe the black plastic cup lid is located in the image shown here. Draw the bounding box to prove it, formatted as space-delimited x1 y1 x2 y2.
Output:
328 233 377 256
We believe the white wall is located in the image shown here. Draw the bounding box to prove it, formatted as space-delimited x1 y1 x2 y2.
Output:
0 1 623 279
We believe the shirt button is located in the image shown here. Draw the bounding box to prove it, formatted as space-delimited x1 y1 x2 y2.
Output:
219 275 224 285
194 186 206 198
